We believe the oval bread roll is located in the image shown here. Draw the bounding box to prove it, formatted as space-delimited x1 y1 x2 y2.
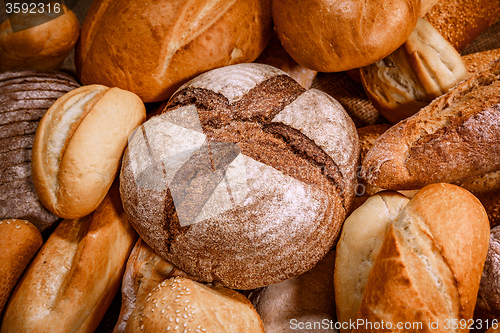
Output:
0 219 42 322
32 85 146 219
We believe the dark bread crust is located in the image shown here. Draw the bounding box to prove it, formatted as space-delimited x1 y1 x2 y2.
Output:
362 58 500 190
120 64 359 289
0 71 79 231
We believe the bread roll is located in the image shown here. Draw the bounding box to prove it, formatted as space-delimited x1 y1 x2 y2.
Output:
120 63 359 289
32 85 146 219
463 48 500 76
272 0 420 72
360 17 468 123
249 250 337 333
424 0 500 52
353 183 490 332
124 277 264 333
114 238 199 333
334 191 410 333
362 58 500 190
0 2 79 71
76 0 272 103
0 219 42 322
255 31 317 89
0 182 138 333
0 71 80 231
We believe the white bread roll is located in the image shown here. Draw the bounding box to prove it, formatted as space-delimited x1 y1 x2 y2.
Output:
32 85 146 219
353 183 490 332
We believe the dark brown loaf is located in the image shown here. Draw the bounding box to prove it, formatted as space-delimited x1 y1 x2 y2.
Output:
0 219 42 322
0 182 138 333
424 0 500 52
76 0 272 103
120 63 359 289
0 71 80 231
272 0 420 72
362 58 500 190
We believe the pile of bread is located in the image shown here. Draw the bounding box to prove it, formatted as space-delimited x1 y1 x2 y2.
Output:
1 0 500 332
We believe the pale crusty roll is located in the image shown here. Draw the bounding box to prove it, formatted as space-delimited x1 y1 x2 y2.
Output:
32 85 146 219
249 250 337 333
360 17 468 124
124 277 265 333
272 0 420 72
0 219 42 322
76 0 272 102
335 191 409 333
114 238 199 333
0 3 79 72
353 183 490 332
362 58 500 190
0 182 138 333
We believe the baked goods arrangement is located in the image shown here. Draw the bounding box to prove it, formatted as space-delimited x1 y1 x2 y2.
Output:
1 0 500 332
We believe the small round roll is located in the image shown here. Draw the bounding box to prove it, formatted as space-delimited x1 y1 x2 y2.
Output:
32 85 146 219
124 277 264 333
0 2 79 71
0 219 43 321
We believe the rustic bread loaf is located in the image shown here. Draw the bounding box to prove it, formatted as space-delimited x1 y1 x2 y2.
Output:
360 17 468 123
424 0 500 52
353 183 490 332
249 250 337 333
76 0 272 102
0 71 79 231
0 182 138 333
124 277 265 333
32 84 146 219
0 219 42 322
120 63 359 289
335 191 409 333
272 0 420 72
362 58 500 190
0 3 79 71
463 48 500 76
114 238 198 333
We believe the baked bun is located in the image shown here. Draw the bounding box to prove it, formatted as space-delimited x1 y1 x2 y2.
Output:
362 58 500 190
124 277 264 333
463 48 500 76
272 0 420 72
1 182 138 333
335 191 409 333
120 63 359 289
0 2 79 71
115 238 199 333
353 183 490 332
0 219 42 322
76 0 272 102
32 85 146 219
360 17 468 124
249 250 337 333
0 71 79 231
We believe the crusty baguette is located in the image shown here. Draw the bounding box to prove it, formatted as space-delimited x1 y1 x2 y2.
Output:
334 191 410 333
353 183 490 332
362 58 500 190
0 219 42 322
0 182 138 333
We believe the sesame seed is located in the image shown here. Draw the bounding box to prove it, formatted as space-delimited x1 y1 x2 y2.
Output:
175 310 180 314
183 314 187 319
176 318 180 324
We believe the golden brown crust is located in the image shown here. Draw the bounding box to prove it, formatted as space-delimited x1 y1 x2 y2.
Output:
0 3 79 72
362 58 500 190
124 277 264 333
0 182 138 333
463 48 500 76
0 219 42 322
354 183 490 332
424 0 500 52
76 0 272 102
272 0 420 72
32 85 146 219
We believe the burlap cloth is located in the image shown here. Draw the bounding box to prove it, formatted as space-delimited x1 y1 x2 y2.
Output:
57 0 500 330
